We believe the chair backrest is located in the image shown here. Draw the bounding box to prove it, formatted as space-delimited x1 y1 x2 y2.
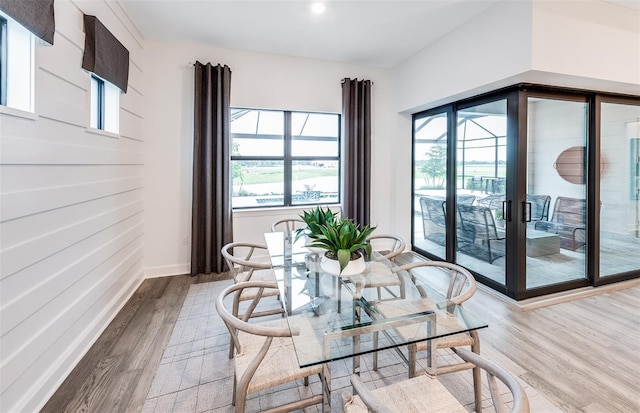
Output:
215 280 292 355
457 204 501 241
366 234 406 260
456 348 530 413
271 218 305 232
527 194 551 222
420 196 446 226
397 261 476 305
346 348 529 413
221 242 271 283
550 196 585 226
475 194 505 210
457 194 476 205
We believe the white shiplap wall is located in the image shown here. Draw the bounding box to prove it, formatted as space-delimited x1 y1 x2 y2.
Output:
0 1 145 411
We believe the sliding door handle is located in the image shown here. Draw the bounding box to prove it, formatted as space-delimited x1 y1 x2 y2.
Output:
502 201 513 222
523 201 532 222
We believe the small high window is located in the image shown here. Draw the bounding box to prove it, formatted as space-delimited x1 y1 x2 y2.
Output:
90 74 119 133
0 11 34 112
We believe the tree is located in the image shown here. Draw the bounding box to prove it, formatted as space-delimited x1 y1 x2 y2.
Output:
232 142 245 193
421 144 446 188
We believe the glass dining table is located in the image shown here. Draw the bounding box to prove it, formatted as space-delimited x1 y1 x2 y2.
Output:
264 231 488 369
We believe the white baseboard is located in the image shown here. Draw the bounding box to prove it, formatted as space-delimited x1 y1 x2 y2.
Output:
144 263 190 278
29 270 145 412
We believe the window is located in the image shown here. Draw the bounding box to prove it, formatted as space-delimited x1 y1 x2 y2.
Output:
1 16 6 105
231 108 341 208
0 11 34 111
90 74 119 133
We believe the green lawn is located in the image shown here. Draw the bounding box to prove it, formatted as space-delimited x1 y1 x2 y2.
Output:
238 166 337 185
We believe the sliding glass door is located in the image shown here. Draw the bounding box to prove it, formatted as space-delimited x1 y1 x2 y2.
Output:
455 99 508 287
525 96 588 289
598 100 640 278
413 111 448 260
411 86 639 300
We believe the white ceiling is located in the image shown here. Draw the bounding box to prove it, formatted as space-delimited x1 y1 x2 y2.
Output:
118 0 503 68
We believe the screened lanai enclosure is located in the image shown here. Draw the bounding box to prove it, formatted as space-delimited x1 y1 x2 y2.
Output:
230 108 341 208
412 84 640 300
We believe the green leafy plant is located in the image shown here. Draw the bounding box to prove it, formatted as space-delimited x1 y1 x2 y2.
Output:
294 206 338 242
308 218 376 273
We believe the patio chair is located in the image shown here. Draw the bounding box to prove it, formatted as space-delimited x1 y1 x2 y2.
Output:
534 196 586 250
457 204 505 263
526 194 551 223
457 194 477 205
371 261 482 411
419 196 446 245
271 218 306 233
344 348 529 413
216 281 326 412
221 242 285 358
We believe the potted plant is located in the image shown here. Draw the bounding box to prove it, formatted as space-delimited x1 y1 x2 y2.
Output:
308 218 376 276
294 206 338 242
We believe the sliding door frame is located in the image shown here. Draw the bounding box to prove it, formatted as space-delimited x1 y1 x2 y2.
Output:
410 83 640 301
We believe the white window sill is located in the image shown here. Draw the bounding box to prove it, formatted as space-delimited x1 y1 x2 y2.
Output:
0 105 37 120
85 127 120 139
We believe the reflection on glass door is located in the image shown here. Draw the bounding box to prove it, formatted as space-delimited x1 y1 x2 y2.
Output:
455 100 507 286
526 98 587 289
599 102 640 277
413 112 448 259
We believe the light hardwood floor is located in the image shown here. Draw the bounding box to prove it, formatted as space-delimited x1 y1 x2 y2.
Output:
43 257 640 412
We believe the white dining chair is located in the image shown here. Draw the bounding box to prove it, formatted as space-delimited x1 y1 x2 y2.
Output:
271 218 306 232
343 348 529 413
372 260 482 411
216 280 327 412
221 242 285 358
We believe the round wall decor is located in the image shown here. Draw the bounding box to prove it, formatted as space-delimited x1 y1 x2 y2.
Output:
553 146 605 184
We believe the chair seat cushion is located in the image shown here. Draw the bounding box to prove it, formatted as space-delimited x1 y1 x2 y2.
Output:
345 374 466 413
363 262 401 288
236 318 322 394
375 298 475 348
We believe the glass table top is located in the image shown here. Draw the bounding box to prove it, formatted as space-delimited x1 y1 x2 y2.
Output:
264 231 488 368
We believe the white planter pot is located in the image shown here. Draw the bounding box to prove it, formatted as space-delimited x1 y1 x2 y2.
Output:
320 253 366 276
304 236 325 254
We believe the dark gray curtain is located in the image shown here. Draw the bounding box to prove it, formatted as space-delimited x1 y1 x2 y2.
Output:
82 15 129 93
0 0 55 45
342 78 372 226
191 62 233 275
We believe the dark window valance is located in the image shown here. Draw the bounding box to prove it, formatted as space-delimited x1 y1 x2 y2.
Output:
82 14 129 93
0 0 55 44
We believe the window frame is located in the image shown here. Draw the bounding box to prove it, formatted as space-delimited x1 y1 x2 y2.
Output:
0 10 34 112
91 74 105 130
89 73 119 134
0 15 7 106
230 107 341 209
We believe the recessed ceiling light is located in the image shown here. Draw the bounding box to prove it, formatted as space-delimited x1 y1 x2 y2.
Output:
311 2 326 15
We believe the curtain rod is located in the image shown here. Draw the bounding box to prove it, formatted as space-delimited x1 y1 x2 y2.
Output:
341 78 374 85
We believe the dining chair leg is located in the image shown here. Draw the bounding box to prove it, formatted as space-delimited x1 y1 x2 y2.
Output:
229 295 241 359
232 375 237 406
408 342 418 378
473 363 482 412
471 331 482 412
372 331 379 371
321 367 331 412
